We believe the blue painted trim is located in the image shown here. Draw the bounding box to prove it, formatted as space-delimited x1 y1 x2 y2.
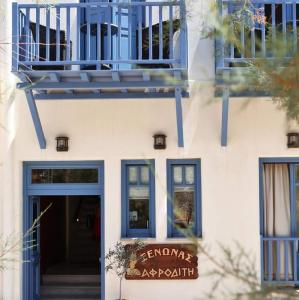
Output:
166 159 202 238
259 160 264 236
121 160 156 238
23 161 105 300
24 89 46 149
221 86 229 147
260 157 299 164
175 87 184 147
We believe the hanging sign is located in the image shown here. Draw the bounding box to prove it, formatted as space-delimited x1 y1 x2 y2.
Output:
125 244 198 280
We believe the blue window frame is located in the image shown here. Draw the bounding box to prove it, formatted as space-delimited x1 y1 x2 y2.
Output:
167 159 201 238
260 158 299 237
121 160 155 237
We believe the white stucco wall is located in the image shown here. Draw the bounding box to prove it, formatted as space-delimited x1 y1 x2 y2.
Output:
1 0 298 299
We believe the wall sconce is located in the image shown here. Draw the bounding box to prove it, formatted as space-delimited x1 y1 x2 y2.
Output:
153 134 166 149
56 136 69 151
287 132 299 148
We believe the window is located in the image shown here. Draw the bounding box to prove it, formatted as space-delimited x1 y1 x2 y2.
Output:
31 168 98 184
260 160 299 284
121 160 155 237
167 159 201 238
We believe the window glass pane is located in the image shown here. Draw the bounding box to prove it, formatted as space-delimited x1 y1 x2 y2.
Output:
129 186 149 199
173 166 183 184
173 187 195 230
140 166 149 184
185 166 195 184
128 166 138 183
129 187 149 229
31 169 98 184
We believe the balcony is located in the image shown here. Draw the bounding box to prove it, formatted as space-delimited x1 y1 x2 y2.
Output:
261 236 299 285
11 1 188 148
216 0 299 146
12 1 187 95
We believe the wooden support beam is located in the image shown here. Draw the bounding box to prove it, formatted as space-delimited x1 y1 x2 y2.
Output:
175 87 184 147
80 72 90 82
49 73 60 82
221 85 230 147
112 71 120 81
174 70 181 81
143 72 150 81
25 89 46 149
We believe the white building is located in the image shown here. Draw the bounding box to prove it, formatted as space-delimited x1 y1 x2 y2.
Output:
0 0 297 299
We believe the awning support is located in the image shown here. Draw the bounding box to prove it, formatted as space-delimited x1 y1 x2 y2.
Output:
25 89 46 149
175 87 184 147
221 85 230 147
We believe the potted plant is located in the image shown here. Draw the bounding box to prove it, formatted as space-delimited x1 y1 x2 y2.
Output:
105 239 145 300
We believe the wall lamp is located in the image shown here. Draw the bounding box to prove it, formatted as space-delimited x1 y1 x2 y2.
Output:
153 133 166 150
56 136 69 152
287 132 299 148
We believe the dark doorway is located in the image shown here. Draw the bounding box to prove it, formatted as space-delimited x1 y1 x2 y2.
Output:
39 195 100 299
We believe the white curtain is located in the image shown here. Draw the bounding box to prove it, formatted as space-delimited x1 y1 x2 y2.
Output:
263 164 292 280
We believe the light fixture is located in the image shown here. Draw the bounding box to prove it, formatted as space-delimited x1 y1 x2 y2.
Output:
287 132 299 148
56 136 69 152
153 133 166 149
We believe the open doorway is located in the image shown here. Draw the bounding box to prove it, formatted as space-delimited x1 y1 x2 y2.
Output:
39 195 101 299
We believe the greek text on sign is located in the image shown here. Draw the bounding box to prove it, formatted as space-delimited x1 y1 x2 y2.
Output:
125 244 198 280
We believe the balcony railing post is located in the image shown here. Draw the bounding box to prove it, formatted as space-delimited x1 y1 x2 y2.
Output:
179 0 187 69
216 0 225 69
12 2 19 71
293 240 297 281
260 236 265 282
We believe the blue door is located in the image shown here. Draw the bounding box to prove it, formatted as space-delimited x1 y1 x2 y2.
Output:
29 196 40 300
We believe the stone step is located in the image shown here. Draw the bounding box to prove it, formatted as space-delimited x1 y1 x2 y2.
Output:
43 275 100 285
41 286 100 298
41 296 100 299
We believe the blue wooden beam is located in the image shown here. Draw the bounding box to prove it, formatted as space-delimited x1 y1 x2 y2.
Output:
49 73 60 82
221 86 229 147
35 91 190 100
25 89 46 149
12 2 19 72
17 80 187 90
175 87 184 147
80 73 90 82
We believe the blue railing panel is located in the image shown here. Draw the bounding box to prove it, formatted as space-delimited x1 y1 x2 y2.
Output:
217 0 299 70
261 236 299 284
12 1 187 72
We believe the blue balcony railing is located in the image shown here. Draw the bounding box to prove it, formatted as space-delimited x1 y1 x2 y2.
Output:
216 0 299 71
261 236 299 285
12 1 187 72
